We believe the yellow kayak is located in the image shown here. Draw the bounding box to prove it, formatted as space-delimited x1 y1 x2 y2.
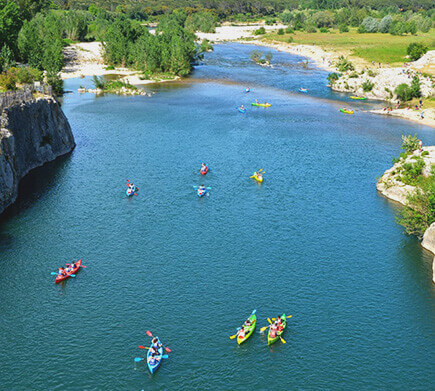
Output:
251 103 271 107
251 172 263 183
350 96 366 100
340 108 354 114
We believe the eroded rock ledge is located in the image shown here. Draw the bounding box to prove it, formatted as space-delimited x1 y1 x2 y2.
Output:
377 147 435 283
0 95 75 214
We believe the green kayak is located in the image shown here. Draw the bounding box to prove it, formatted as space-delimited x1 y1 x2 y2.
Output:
267 313 287 345
237 310 257 345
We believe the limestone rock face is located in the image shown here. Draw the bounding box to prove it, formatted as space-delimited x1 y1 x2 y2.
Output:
0 96 75 213
422 224 435 284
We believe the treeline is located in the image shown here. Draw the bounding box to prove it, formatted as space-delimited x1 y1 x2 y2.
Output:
278 7 434 35
57 1 435 16
103 12 197 76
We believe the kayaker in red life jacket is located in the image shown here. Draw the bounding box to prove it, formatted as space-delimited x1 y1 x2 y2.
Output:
276 317 282 325
269 325 277 338
58 267 66 276
238 327 246 338
244 318 252 326
201 163 207 171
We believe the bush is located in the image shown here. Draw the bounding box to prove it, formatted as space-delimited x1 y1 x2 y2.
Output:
46 73 63 95
407 43 428 61
395 76 421 101
349 72 359 78
357 24 366 33
327 72 340 84
254 27 266 35
250 50 262 62
422 151 429 156
200 39 213 52
319 27 329 33
362 80 374 92
367 69 377 77
0 71 17 91
285 27 294 34
389 21 405 36
306 25 317 33
92 75 107 89
339 24 349 33
287 36 293 43
8 66 42 84
400 157 425 186
402 134 419 153
336 56 354 72
277 28 284 35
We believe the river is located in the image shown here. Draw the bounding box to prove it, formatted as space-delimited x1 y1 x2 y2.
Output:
0 43 434 390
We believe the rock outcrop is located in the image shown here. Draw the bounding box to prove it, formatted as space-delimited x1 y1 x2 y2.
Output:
377 146 435 282
0 95 75 214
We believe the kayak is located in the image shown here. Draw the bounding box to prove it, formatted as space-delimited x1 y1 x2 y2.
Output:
299 88 308 93
126 185 138 197
197 187 207 197
252 172 263 183
267 313 287 345
147 337 164 374
200 165 209 175
237 107 247 113
55 259 82 284
340 108 354 114
350 96 366 100
244 88 251 93
251 103 271 107
237 311 257 345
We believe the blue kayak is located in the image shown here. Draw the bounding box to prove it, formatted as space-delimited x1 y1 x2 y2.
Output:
126 184 137 197
237 107 246 113
147 337 164 374
299 88 308 93
197 187 207 197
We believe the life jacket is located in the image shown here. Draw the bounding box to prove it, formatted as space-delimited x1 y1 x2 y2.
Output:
270 328 277 338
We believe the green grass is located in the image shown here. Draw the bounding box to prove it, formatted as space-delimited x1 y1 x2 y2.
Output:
264 28 435 67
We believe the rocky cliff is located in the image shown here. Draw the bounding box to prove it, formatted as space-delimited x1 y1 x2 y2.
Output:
0 95 75 214
377 146 435 282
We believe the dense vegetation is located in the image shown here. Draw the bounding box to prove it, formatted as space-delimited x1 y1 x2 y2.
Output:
389 135 435 238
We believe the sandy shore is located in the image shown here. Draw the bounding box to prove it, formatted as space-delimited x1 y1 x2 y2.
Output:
60 42 178 85
370 107 435 127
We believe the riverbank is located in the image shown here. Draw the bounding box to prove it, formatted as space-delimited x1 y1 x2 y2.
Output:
377 146 435 282
371 107 435 128
61 42 179 86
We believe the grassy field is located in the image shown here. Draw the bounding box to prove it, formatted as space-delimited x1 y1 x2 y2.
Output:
264 28 435 67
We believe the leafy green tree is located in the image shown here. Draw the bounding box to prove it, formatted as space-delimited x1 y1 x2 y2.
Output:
379 15 392 33
0 0 22 57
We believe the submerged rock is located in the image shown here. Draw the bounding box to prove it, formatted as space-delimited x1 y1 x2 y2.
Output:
0 95 75 214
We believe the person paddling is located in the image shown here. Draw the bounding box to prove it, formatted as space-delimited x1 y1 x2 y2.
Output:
238 327 246 338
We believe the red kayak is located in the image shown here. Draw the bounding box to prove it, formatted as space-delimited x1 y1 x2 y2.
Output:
55 259 82 284
200 165 209 175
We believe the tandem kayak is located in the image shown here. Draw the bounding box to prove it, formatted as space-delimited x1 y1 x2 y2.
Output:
350 96 366 100
126 185 138 197
251 102 271 107
268 313 287 345
147 337 164 374
299 88 308 93
200 165 209 175
237 310 257 345
252 172 263 183
55 259 82 284
340 108 354 114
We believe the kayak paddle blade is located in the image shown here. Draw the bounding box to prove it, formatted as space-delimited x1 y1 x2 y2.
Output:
134 357 144 362
161 355 169 359
267 318 272 324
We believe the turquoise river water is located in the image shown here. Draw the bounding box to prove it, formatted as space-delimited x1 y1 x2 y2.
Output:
0 43 434 390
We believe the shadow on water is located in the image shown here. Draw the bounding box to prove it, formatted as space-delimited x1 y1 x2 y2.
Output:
0 152 73 224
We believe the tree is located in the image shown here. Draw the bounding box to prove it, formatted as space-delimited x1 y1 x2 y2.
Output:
361 17 379 33
0 0 22 57
379 15 392 33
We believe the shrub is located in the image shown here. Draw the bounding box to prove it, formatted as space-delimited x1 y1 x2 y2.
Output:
287 36 293 43
250 50 262 62
0 71 16 91
357 24 366 33
362 80 374 92
327 72 340 84
306 25 317 33
407 43 428 61
105 65 115 70
400 157 425 186
319 27 329 33
339 24 349 33
254 27 266 35
349 72 359 78
336 56 354 72
395 83 413 101
367 69 377 77
422 151 429 156
46 73 63 95
200 39 213 52
389 21 405 36
92 75 107 89
285 27 294 34
402 134 419 153
277 28 284 35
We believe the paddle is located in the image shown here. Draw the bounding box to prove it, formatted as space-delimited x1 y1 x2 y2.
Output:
145 331 172 353
271 315 292 321
51 272 75 277
260 325 270 333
